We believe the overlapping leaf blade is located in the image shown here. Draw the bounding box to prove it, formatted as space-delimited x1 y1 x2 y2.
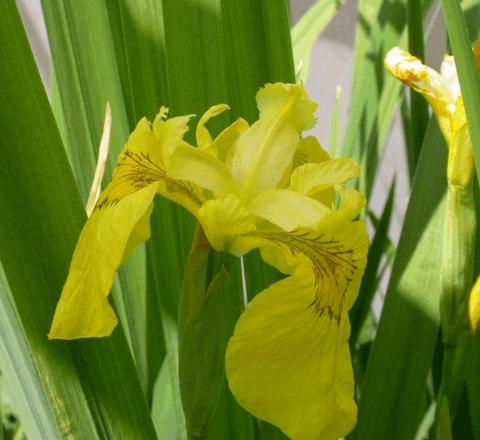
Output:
352 119 446 440
0 3 156 438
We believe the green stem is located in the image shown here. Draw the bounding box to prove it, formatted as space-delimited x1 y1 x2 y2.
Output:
179 224 236 439
436 182 476 431
440 184 476 344
438 334 471 418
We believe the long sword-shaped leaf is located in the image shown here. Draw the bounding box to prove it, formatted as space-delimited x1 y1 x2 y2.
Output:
291 0 344 83
0 266 60 439
352 119 446 440
0 3 157 438
41 0 158 396
344 0 433 196
406 0 429 172
350 181 396 343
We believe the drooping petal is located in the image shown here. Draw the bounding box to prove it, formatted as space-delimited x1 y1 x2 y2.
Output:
49 186 157 340
168 143 236 195
196 195 256 253
247 189 331 231
289 158 360 197
447 97 475 187
226 220 368 440
196 104 230 150
49 115 202 339
385 47 454 138
230 83 317 201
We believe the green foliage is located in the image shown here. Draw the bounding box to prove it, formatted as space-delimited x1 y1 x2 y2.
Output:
2 0 480 439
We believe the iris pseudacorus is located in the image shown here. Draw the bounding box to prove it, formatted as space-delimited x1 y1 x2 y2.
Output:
49 83 369 440
385 47 477 415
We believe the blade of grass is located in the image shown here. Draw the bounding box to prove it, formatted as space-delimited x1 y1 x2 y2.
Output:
352 118 446 440
350 180 396 343
328 86 342 157
0 3 156 438
343 0 407 195
0 265 60 439
343 0 434 196
407 0 429 171
291 0 344 82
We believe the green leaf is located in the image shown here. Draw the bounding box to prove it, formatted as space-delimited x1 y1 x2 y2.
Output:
328 85 342 157
0 3 156 438
350 181 396 343
291 0 344 83
343 0 407 196
352 119 446 440
406 0 429 173
178 227 236 438
0 266 59 439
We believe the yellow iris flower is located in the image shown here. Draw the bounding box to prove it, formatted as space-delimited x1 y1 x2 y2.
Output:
384 47 474 187
49 83 368 440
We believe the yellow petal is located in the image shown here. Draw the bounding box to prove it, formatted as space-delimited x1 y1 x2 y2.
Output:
247 189 331 231
226 220 368 440
469 276 480 333
215 117 249 163
447 97 475 187
277 136 330 189
385 47 454 139
440 55 461 103
293 135 330 168
259 244 297 275
197 195 256 253
49 184 158 339
168 143 236 195
152 107 194 164
50 114 201 339
257 82 317 131
196 104 230 150
122 202 154 263
337 189 366 221
230 83 317 201
289 158 360 197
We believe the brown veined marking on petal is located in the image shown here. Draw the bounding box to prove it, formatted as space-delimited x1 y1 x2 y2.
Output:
254 230 359 324
96 151 202 210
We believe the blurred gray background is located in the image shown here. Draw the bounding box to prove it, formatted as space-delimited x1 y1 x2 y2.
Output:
16 0 447 311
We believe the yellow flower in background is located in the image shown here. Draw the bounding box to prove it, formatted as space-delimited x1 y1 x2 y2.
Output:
384 47 475 187
49 83 368 440
469 276 480 333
